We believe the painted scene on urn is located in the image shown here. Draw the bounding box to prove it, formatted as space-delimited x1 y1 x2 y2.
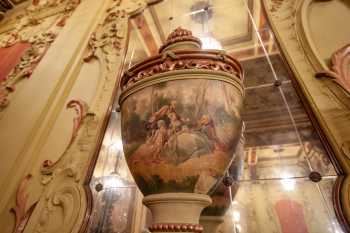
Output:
121 78 243 195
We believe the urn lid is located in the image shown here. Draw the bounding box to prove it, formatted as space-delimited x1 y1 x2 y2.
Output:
159 27 202 53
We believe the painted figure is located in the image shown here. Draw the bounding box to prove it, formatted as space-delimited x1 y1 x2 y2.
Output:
198 115 227 151
148 120 168 162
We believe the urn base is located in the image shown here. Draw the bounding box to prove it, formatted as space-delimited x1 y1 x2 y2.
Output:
143 193 212 233
199 216 224 233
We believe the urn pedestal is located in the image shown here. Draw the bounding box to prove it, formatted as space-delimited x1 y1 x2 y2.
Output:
119 27 244 232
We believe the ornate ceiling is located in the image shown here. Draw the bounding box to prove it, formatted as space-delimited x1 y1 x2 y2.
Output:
128 0 278 63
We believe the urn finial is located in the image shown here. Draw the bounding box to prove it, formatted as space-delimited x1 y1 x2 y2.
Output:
159 27 202 53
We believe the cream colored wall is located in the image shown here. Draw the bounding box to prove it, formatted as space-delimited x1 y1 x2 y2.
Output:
263 0 350 229
0 0 159 233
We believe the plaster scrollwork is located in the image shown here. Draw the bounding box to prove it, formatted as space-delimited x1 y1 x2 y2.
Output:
316 44 350 96
33 102 98 233
40 99 90 177
30 1 162 233
0 32 56 110
8 98 96 233
34 170 83 233
83 0 148 70
11 174 38 233
293 0 350 102
83 0 150 116
0 0 81 111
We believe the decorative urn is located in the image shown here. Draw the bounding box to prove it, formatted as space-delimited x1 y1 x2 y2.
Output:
200 132 245 233
119 27 244 233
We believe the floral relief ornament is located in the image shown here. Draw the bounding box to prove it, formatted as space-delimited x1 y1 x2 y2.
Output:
41 99 90 176
83 0 149 65
11 174 38 233
0 32 56 110
0 0 81 111
84 0 126 64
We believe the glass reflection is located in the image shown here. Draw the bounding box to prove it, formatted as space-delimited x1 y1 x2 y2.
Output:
222 178 344 233
88 187 137 233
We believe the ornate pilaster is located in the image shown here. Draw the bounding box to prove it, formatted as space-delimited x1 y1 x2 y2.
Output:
0 1 164 233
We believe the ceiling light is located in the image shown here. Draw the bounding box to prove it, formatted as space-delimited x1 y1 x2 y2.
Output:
199 36 222 50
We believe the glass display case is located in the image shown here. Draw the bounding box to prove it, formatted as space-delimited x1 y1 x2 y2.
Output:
85 1 344 232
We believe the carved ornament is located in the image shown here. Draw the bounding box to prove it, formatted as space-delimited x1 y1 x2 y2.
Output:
41 99 89 176
11 174 38 233
0 0 80 111
83 0 126 63
121 50 243 90
316 44 350 95
149 223 204 233
27 1 164 233
34 102 98 233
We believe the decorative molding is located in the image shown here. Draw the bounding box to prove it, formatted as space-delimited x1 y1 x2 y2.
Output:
35 169 84 233
0 0 80 112
78 1 172 232
0 0 80 47
316 44 350 95
295 0 328 73
5 1 166 233
10 174 38 233
149 223 204 233
34 106 99 233
83 2 126 63
0 32 56 110
121 50 243 91
41 99 89 176
14 1 163 233
294 0 350 97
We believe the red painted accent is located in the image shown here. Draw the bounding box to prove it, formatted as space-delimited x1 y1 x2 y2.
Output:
275 199 309 233
0 43 31 82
